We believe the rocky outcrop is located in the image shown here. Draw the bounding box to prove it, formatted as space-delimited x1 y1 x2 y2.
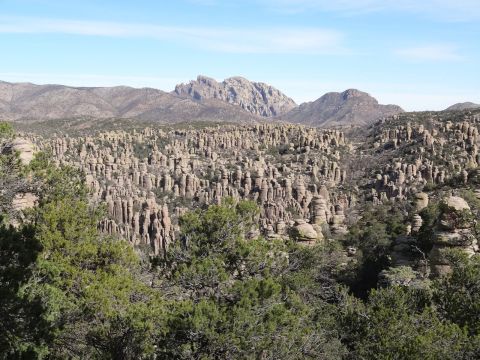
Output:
2 137 36 165
429 196 478 276
12 192 38 212
290 219 323 245
415 193 429 212
174 75 297 117
281 89 403 127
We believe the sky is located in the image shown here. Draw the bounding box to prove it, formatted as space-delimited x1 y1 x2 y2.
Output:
0 0 479 111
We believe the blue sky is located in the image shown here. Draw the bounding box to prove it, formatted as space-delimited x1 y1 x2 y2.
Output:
0 0 479 111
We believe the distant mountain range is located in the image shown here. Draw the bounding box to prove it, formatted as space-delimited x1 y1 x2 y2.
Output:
8 75 469 128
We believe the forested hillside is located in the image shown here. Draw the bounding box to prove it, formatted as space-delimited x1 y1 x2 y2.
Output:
2 115 480 359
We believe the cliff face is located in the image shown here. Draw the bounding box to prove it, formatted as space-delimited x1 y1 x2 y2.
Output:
174 75 297 117
281 89 404 127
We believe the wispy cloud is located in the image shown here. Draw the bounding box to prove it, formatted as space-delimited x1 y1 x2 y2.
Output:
0 16 345 54
394 44 463 62
262 0 480 21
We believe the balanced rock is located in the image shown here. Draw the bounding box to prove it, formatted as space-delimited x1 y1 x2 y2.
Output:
290 219 322 245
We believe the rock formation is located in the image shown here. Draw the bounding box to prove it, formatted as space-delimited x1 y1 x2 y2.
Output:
3 137 36 165
174 75 297 117
290 219 322 245
429 196 478 276
33 123 351 254
367 112 480 203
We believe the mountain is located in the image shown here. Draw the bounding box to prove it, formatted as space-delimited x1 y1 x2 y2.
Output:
281 89 403 127
174 75 297 117
445 102 480 111
0 79 404 128
0 80 258 123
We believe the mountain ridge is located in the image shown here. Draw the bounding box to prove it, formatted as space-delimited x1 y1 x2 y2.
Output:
0 77 404 127
0 80 259 123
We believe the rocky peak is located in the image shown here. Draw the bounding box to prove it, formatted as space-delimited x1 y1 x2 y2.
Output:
342 89 370 101
196 75 218 87
173 75 297 117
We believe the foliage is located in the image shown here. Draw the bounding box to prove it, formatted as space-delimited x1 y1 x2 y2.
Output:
0 220 45 358
0 124 26 220
340 286 474 360
155 199 345 359
417 201 441 253
433 252 480 336
27 151 88 204
0 122 15 141
343 202 408 297
0 156 166 359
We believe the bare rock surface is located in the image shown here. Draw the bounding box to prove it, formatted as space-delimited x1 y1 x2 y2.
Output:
174 75 297 117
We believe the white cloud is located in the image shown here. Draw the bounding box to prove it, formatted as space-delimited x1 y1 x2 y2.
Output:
0 16 345 54
394 44 463 62
263 0 480 21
